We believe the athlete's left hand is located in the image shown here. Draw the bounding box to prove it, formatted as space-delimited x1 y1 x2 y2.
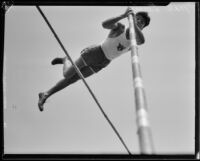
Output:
124 7 135 17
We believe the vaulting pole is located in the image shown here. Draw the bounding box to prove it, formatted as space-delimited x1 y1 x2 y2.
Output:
127 8 154 154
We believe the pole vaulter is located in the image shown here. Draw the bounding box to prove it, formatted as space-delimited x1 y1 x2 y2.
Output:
36 5 154 154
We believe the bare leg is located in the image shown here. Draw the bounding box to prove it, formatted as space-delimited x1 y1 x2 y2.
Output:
62 56 86 78
45 56 87 98
38 56 94 111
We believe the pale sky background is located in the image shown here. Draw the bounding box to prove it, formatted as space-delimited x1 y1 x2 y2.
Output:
3 3 195 154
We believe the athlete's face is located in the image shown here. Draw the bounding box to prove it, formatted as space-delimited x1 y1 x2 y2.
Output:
136 15 146 30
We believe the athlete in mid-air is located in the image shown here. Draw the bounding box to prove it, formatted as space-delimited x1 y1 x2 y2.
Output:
38 8 150 111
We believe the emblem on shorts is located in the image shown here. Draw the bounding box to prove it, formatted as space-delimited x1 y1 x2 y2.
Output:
117 43 125 51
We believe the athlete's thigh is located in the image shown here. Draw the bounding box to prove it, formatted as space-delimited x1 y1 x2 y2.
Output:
67 66 95 85
63 56 86 78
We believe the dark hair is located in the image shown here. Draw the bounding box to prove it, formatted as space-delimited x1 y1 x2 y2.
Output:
136 12 150 27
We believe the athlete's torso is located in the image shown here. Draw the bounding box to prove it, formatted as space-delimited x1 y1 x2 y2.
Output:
101 25 131 60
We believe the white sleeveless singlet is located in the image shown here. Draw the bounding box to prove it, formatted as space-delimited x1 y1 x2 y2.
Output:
101 29 131 60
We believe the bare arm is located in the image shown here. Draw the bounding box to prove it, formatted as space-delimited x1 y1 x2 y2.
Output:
129 10 145 45
102 9 133 29
102 15 126 29
102 8 145 45
133 19 145 45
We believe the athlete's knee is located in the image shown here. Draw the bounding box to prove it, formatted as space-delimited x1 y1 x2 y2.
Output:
63 69 74 78
63 57 85 78
63 62 77 78
63 71 67 78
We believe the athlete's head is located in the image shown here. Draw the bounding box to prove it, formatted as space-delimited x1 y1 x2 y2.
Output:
135 12 150 29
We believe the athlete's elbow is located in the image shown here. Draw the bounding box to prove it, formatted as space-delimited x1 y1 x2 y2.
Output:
140 38 145 44
137 38 145 45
